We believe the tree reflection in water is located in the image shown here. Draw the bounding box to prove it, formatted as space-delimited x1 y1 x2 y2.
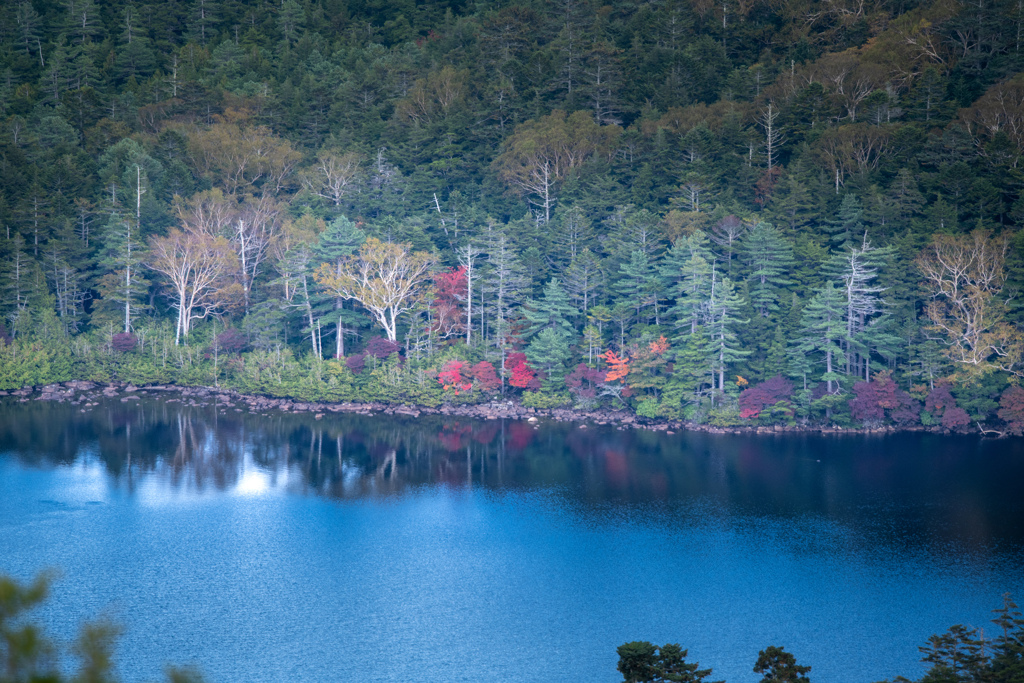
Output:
2 395 1023 555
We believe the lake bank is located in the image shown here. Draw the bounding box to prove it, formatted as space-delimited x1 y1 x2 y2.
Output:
2 379 983 437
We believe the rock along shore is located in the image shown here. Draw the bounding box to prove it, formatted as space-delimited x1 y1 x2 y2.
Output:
0 380 968 437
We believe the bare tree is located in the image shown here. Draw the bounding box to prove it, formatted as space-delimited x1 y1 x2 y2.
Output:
302 150 361 207
231 195 280 314
758 101 786 170
458 242 481 346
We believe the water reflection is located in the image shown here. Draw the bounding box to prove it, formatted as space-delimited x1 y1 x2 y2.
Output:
2 396 1023 554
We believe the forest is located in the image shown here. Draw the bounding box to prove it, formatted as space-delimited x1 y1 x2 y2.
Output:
2 0 1024 432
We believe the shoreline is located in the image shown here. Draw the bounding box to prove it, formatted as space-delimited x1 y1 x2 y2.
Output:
0 380 975 437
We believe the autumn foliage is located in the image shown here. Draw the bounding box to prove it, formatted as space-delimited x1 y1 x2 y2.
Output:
601 350 630 382
997 386 1024 436
925 383 972 431
438 360 472 394
508 352 540 390
469 361 501 392
431 266 467 339
739 376 794 420
848 372 921 426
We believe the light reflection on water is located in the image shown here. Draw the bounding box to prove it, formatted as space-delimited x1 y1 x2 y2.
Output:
0 396 1023 683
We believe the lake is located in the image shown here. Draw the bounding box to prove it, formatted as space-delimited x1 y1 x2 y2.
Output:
1 395 1022 683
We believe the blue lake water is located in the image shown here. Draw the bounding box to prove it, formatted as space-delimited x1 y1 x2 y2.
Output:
1 396 1022 683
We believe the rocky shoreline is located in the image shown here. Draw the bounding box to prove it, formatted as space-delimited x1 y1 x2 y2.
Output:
0 380 976 437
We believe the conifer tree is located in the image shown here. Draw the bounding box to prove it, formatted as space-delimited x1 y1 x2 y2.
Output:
526 326 572 391
824 194 865 249
523 278 577 339
823 235 894 377
616 250 661 324
314 216 366 358
564 247 602 318
707 273 750 395
662 231 714 337
796 281 847 394
740 222 795 318
95 213 148 334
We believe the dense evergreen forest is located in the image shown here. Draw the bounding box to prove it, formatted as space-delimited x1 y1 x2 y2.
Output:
3 0 1024 432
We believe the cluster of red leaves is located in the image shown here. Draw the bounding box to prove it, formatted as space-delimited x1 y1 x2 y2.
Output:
601 350 630 382
648 336 669 355
848 373 920 426
925 383 971 431
998 386 1024 436
469 361 501 392
565 363 607 400
111 333 137 353
216 328 247 353
507 352 540 389
739 375 794 420
431 266 467 338
345 353 366 375
438 360 472 394
365 337 401 359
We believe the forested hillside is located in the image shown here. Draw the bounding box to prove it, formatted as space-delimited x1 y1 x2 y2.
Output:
3 0 1024 431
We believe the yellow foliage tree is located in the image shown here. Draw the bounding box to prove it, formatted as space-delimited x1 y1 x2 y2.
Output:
493 110 620 223
313 238 436 343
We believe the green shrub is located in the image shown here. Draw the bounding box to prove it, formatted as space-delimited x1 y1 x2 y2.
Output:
521 391 570 409
636 398 660 419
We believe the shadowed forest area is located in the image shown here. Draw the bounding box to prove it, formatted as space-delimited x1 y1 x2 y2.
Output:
2 0 1024 431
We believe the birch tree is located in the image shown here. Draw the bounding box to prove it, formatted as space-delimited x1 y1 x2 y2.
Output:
917 230 1020 376
313 238 435 343
147 230 235 345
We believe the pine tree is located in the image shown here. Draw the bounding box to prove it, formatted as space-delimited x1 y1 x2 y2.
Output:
553 204 594 268
905 66 956 124
526 326 572 391
764 326 788 378
796 281 847 394
278 0 306 47
740 222 795 317
523 278 577 339
822 235 894 378
824 194 864 249
707 273 750 395
187 0 219 45
94 213 149 334
314 216 366 358
770 161 818 233
665 326 712 408
662 231 714 338
484 231 529 388
564 247 602 318
615 249 661 324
